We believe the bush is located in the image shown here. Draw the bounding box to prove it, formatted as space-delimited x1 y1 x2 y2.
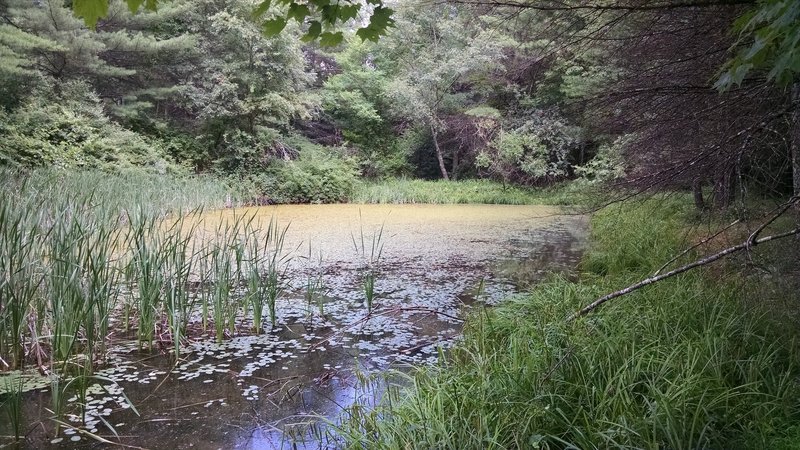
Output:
0 81 180 173
271 157 358 203
250 138 360 204
574 135 628 182
477 110 581 185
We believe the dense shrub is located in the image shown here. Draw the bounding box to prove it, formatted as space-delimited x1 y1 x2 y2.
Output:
0 81 179 173
476 110 580 185
269 153 360 203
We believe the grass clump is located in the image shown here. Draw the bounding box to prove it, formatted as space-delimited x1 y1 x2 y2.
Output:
353 178 541 205
351 178 604 206
335 195 800 449
0 167 239 220
0 168 292 375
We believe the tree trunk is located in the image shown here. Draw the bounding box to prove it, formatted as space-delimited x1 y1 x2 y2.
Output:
692 177 706 211
712 166 734 210
451 149 459 181
792 82 800 210
430 123 449 181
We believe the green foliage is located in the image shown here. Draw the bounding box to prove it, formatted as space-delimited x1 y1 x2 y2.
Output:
255 0 393 46
573 135 628 182
717 0 800 89
321 42 408 177
262 139 360 203
69 0 394 45
336 196 800 448
182 0 315 170
0 25 61 109
0 81 178 172
70 0 159 28
478 111 581 185
210 127 281 174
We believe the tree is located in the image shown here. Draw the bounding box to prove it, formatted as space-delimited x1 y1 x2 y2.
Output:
176 0 314 172
716 0 800 205
378 5 506 180
68 0 395 46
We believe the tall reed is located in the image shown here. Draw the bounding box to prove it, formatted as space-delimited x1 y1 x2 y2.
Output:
161 215 199 359
210 243 233 343
0 200 42 370
125 213 165 351
1 375 24 442
352 218 384 314
240 217 289 333
302 244 325 325
0 166 278 393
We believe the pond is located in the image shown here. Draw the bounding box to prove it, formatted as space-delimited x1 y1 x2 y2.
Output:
0 204 586 449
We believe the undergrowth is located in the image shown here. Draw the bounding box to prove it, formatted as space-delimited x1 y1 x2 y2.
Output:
334 195 800 449
0 167 239 219
350 178 602 206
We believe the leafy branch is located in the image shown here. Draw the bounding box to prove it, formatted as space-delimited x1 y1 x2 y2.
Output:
71 0 395 46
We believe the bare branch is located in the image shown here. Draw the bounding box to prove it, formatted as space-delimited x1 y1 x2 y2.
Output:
653 218 740 276
569 197 800 320
439 0 756 12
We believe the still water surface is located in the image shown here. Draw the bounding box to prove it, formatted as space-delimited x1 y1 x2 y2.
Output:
5 204 586 449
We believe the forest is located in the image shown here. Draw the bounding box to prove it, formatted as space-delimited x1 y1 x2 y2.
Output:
1 0 800 448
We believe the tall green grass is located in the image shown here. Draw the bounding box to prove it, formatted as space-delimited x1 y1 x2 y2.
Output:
335 195 800 449
352 219 385 314
0 168 239 220
0 168 292 375
351 178 601 206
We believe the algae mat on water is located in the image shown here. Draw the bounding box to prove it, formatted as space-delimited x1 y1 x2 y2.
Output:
1 203 586 449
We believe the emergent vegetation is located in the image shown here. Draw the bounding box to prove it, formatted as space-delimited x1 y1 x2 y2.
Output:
2 0 800 448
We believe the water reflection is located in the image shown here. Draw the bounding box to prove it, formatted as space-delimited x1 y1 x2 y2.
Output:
2 204 586 449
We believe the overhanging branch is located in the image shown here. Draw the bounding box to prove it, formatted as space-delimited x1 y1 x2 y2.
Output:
569 196 799 320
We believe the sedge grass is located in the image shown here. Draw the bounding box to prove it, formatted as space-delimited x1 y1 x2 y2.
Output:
0 168 260 373
243 217 290 333
1 375 24 442
334 195 800 449
301 244 326 325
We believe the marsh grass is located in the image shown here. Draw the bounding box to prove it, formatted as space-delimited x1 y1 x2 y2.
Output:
1 375 24 442
352 216 385 314
351 178 602 206
210 235 235 343
0 168 237 220
244 217 290 333
161 215 200 359
0 168 292 374
334 195 800 449
301 244 326 325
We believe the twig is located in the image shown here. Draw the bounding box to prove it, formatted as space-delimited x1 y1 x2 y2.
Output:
166 398 226 411
747 196 798 248
570 197 800 320
653 218 740 276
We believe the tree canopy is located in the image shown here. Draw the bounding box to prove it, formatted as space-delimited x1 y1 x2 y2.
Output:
0 0 796 204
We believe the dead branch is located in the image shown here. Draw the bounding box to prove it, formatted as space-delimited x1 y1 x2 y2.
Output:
569 196 799 320
653 218 740 276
